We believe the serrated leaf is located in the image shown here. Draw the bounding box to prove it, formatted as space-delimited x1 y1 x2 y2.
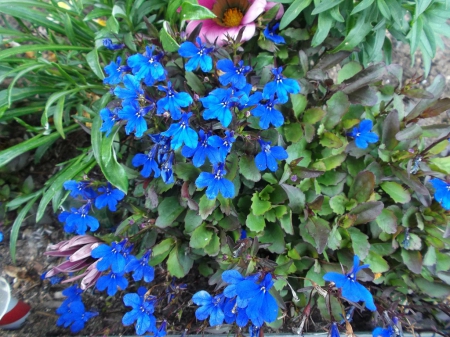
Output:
364 251 389 273
190 223 213 248
198 195 217 219
246 213 266 232
323 91 350 130
251 192 271 215
348 227 370 259
150 238 175 266
375 209 398 234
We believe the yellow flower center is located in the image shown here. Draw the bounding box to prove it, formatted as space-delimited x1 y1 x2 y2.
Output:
222 8 244 27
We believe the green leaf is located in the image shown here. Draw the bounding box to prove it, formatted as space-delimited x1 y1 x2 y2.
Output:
323 91 350 130
54 96 66 139
279 0 312 30
251 192 271 215
382 109 400 150
408 15 424 57
290 93 307 118
86 48 105 80
198 195 217 219
0 44 91 60
337 61 363 84
283 123 303 143
246 213 266 232
180 2 216 20
204 233 220 256
348 171 375 202
377 0 390 19
173 163 201 181
10 193 41 263
429 157 450 174
375 209 398 234
380 182 411 204
305 217 330 254
401 249 423 274
364 251 389 273
395 124 422 141
150 238 176 265
0 124 78 168
319 131 343 148
42 89 78 127
329 194 347 215
190 223 213 248
348 227 370 259
160 21 180 52
311 10 333 46
303 107 325 124
331 15 372 52
167 243 193 277
280 183 305 214
351 0 375 15
279 210 293 234
312 0 344 15
349 201 384 225
184 210 203 233
239 155 261 182
155 196 185 228
259 222 286 254
185 71 206 95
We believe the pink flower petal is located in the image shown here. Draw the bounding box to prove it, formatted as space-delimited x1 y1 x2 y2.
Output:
47 241 67 251
45 248 78 257
198 0 215 9
66 235 101 248
70 244 95 262
242 0 267 24
62 272 87 283
265 1 284 20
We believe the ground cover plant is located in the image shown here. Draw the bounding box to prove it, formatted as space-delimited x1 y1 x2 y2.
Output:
1 0 450 336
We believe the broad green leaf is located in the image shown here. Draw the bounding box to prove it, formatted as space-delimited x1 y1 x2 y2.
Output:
246 213 265 232
280 183 305 214
319 131 343 148
401 249 423 274
279 210 293 234
190 223 213 248
160 21 180 52
375 209 398 234
337 61 362 84
279 0 312 30
380 181 411 204
198 195 217 219
185 71 206 95
180 2 216 20
323 91 350 130
348 227 370 259
204 233 220 256
349 201 384 225
240 155 261 182
184 210 203 233
86 48 104 80
283 123 303 143
348 171 375 203
429 157 450 174
364 251 389 273
150 238 176 265
10 193 41 263
329 194 347 215
290 94 307 118
259 222 286 254
155 196 185 228
305 217 330 254
167 243 193 277
303 107 325 124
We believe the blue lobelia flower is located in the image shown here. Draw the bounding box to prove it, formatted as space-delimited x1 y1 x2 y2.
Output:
330 322 341 337
94 183 125 211
103 38 125 50
0 231 3 243
127 46 166 86
156 81 193 120
255 139 288 172
150 134 171 163
238 89 263 110
192 291 226 327
132 146 161 178
263 23 285 44
250 325 261 337
125 250 155 282
200 88 243 127
96 270 128 296
161 152 175 184
123 287 157 335
118 102 153 137
207 131 236 162
103 56 130 85
114 74 144 107
178 37 213 72
223 297 249 327
56 285 83 316
100 107 121 137
323 255 376 311
154 320 167 337
182 130 221 167
217 59 252 89
56 300 98 333
60 204 99 235
372 326 394 337
91 239 128 273
195 162 235 199
251 95 284 129
429 178 450 210
235 273 278 327
63 180 96 200
348 119 379 149
263 67 300 103
161 112 198 150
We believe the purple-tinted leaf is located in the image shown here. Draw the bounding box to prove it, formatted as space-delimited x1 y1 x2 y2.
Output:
348 171 375 203
395 124 422 141
401 249 422 274
305 217 330 254
349 201 384 225
348 86 378 106
382 109 399 150
340 63 387 94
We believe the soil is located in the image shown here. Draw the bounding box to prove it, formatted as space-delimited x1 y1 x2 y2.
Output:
1 35 450 337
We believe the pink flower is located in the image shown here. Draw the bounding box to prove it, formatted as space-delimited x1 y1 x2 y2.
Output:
44 235 103 290
186 0 284 46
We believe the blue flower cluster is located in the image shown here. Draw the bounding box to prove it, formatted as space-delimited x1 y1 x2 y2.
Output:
56 285 98 333
100 40 300 200
58 180 125 235
192 270 278 329
430 178 450 210
323 255 376 311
